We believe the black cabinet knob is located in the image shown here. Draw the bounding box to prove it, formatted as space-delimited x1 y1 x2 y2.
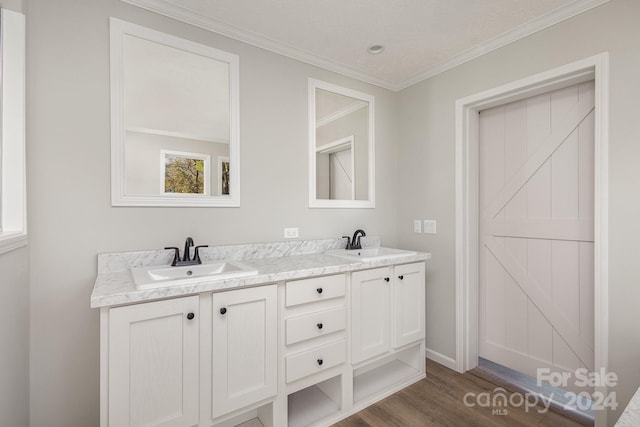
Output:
398 275 404 280
316 288 323 294
384 277 390 282
220 307 227 315
317 358 323 366
317 323 323 330
186 312 195 320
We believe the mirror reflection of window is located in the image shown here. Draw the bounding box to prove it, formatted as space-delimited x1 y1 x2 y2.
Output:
218 156 230 196
161 150 210 195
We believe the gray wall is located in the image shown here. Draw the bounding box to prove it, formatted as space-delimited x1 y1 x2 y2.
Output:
396 0 640 423
26 0 397 426
0 247 29 427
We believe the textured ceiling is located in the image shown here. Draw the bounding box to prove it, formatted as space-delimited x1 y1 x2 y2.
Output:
124 0 607 90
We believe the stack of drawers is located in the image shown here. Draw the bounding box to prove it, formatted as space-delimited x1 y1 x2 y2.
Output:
283 274 347 384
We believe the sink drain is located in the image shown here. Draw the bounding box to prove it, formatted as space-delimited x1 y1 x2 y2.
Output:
186 270 193 276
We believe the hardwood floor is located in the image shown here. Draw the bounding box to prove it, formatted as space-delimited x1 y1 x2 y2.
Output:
333 361 591 427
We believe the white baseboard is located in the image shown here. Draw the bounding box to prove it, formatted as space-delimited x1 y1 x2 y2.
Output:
425 348 458 371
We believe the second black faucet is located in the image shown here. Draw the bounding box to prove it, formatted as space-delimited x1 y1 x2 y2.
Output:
343 229 366 250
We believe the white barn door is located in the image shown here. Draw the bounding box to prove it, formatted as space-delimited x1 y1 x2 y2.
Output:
479 82 595 392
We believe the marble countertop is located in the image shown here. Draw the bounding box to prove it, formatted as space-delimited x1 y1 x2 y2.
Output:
90 245 431 308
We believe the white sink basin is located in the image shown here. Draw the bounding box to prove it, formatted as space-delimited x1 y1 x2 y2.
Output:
131 260 258 289
325 247 416 262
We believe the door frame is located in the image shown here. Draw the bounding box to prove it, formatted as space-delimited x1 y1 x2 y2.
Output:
454 53 609 425
317 135 356 200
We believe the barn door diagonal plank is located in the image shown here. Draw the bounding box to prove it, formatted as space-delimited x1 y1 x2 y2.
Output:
484 236 594 368
483 96 594 219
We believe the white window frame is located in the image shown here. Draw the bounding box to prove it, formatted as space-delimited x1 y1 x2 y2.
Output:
0 9 27 255
160 150 211 196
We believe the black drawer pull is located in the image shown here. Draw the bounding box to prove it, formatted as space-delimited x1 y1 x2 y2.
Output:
384 277 390 282
316 287 323 294
220 307 227 315
398 275 404 280
317 323 323 330
317 358 323 366
186 312 195 320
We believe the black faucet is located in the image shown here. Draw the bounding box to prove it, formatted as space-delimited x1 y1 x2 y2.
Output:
183 237 194 262
165 237 208 266
343 229 366 250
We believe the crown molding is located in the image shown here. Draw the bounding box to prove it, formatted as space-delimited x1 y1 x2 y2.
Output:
316 101 367 128
395 0 611 90
122 0 610 92
127 126 229 144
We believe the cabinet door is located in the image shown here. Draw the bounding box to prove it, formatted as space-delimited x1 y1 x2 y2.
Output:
351 267 392 364
393 262 426 348
108 296 199 427
211 285 277 418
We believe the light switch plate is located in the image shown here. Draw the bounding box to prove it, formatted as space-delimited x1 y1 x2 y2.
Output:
284 227 299 238
423 220 437 234
413 220 422 233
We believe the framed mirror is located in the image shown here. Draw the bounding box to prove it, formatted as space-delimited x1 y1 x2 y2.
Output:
308 79 375 208
110 18 240 206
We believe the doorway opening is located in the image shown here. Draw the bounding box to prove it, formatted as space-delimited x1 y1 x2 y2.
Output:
455 53 609 426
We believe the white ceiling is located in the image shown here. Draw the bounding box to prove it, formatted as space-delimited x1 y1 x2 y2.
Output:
123 0 608 91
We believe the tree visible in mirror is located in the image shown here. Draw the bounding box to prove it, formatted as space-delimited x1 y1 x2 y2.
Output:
165 157 205 194
221 161 230 195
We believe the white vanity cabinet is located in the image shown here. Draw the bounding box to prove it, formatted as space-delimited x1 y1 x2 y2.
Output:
282 274 349 427
106 296 200 427
351 266 392 364
209 285 277 419
99 257 427 427
392 263 426 348
282 275 348 384
102 287 278 427
351 262 425 365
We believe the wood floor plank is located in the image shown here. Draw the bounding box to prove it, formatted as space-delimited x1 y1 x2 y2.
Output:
333 361 590 427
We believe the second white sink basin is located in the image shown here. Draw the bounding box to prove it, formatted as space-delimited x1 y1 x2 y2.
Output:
131 260 258 289
325 247 416 262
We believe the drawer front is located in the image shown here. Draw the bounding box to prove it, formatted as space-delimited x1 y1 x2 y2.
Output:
286 307 346 345
286 340 346 383
285 275 345 307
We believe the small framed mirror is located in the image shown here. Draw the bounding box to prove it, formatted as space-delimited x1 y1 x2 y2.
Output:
110 18 240 206
308 79 375 208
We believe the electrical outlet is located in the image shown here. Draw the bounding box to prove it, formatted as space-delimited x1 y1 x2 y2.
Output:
284 227 299 238
413 220 422 233
423 220 437 234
